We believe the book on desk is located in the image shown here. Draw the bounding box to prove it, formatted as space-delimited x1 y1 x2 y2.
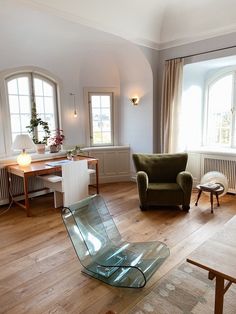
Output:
45 160 72 167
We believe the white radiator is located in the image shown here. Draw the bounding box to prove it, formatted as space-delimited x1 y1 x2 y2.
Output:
0 167 45 205
202 154 236 193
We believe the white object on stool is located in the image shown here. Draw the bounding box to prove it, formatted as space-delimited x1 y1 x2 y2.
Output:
200 171 228 197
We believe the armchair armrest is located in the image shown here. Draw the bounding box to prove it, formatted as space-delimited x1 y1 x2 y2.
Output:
136 171 149 208
177 171 193 209
137 171 148 190
177 171 193 192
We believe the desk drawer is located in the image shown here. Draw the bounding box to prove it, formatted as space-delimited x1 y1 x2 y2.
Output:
30 168 61 177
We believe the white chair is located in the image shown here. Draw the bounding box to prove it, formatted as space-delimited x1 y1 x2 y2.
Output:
39 160 89 208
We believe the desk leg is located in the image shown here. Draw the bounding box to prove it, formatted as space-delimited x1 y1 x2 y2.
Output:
95 163 99 194
23 176 31 217
214 275 224 314
7 172 12 204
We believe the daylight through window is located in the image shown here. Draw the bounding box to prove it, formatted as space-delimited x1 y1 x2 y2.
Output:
88 92 113 146
205 72 236 148
7 73 58 143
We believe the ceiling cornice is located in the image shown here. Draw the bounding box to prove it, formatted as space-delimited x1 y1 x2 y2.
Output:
19 0 236 52
158 23 236 50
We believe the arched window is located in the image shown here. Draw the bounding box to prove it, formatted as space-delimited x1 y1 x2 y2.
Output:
205 72 235 148
6 72 58 143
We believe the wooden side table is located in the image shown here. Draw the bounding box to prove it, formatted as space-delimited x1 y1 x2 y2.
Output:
187 216 236 314
195 184 224 213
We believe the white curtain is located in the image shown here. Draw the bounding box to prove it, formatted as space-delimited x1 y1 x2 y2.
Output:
161 58 184 153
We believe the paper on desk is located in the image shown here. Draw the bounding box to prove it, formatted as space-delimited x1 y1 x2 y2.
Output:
46 160 72 167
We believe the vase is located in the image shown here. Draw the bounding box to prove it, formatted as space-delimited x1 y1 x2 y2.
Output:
67 153 74 160
50 144 61 153
36 144 46 154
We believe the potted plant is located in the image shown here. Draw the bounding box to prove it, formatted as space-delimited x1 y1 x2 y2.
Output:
66 145 81 160
47 129 65 153
26 105 51 154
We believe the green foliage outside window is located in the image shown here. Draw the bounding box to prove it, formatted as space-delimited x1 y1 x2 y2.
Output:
26 104 51 144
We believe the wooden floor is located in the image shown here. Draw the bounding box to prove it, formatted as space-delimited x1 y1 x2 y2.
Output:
0 182 235 314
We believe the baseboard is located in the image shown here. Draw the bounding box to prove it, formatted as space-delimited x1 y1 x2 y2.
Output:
90 175 132 184
99 175 132 184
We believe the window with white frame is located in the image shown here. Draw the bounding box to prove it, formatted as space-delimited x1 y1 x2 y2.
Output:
6 72 58 144
204 72 235 148
88 92 114 146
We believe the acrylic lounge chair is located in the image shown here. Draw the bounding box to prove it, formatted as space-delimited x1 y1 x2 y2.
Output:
62 194 170 288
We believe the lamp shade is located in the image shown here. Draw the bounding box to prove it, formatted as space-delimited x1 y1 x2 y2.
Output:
12 134 35 151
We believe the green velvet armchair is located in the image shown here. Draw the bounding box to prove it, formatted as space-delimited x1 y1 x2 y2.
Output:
132 153 193 211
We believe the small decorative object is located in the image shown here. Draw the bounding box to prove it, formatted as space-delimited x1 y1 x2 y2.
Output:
200 171 228 197
26 104 50 154
66 145 81 160
49 144 61 153
35 143 46 154
47 129 65 153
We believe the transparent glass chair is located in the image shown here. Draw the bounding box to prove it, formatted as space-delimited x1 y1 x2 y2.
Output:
62 195 170 288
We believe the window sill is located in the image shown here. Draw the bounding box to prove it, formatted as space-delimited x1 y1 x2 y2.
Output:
187 147 236 156
82 145 130 151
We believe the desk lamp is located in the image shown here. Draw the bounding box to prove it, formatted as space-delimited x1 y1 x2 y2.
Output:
12 134 35 166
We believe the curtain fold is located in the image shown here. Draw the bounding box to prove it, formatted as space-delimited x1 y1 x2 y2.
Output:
161 58 184 153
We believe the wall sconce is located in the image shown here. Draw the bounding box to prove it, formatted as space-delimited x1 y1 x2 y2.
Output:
70 93 77 117
130 97 139 106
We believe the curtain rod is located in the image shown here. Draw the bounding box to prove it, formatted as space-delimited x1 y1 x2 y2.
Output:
166 44 236 61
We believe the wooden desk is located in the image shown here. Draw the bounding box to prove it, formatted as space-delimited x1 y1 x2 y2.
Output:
187 216 236 314
7 155 99 217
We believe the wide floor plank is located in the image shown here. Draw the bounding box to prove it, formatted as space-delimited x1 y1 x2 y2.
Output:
0 182 235 313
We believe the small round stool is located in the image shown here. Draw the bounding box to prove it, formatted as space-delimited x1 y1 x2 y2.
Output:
195 184 224 213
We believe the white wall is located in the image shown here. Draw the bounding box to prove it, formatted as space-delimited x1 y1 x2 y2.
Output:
114 46 154 154
0 1 154 158
138 46 160 153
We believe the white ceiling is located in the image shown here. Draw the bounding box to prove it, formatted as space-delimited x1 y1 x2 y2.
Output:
14 0 236 49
